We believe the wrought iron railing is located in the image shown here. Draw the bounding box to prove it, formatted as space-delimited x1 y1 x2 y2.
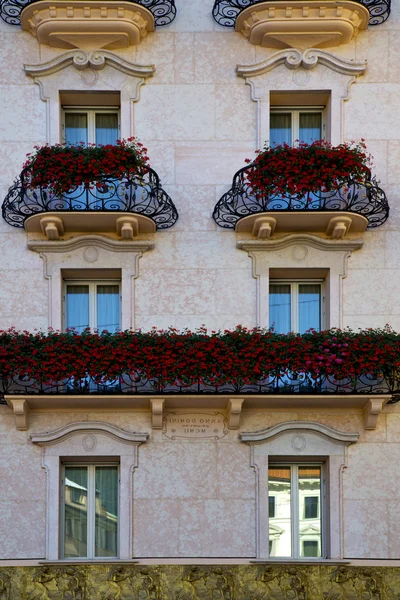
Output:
212 0 391 27
1 372 400 399
0 0 176 26
2 167 178 230
213 163 389 230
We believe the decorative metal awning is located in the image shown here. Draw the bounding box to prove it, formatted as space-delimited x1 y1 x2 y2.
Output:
0 0 176 26
212 0 390 27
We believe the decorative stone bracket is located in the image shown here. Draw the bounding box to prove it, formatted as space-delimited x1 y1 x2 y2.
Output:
364 398 388 430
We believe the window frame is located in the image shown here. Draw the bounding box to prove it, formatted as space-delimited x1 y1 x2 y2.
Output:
63 279 122 333
269 278 325 334
61 462 120 560
61 107 121 145
268 461 326 560
269 106 326 146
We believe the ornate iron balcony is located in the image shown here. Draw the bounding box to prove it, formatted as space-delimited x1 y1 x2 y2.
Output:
213 163 389 231
2 167 178 231
1 372 399 398
212 0 391 27
0 0 176 26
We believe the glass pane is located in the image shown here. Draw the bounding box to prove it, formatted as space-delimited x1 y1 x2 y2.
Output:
65 113 88 146
96 113 119 145
66 285 89 332
269 466 291 557
97 285 120 332
298 284 321 333
299 466 322 558
64 467 88 558
299 113 322 144
269 284 291 333
269 496 276 519
270 113 292 147
95 466 118 557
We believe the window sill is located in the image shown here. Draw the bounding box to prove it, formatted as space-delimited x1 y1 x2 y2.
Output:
251 558 350 565
39 559 139 565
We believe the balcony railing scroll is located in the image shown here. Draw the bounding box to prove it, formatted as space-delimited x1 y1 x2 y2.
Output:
0 0 176 26
1 372 400 399
212 0 391 27
212 163 389 230
2 167 178 231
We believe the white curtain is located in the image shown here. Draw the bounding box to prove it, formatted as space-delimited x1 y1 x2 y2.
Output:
269 284 291 333
65 113 88 146
298 284 321 333
96 114 119 145
270 113 292 147
97 285 120 332
299 113 322 144
66 285 89 332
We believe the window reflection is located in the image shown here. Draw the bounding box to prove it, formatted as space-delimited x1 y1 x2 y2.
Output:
268 466 291 557
299 466 322 558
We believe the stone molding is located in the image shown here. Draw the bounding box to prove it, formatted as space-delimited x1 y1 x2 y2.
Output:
237 234 363 329
241 420 359 559
236 48 367 78
21 1 154 51
24 49 155 77
240 420 360 444
30 420 148 560
30 421 148 445
235 2 369 50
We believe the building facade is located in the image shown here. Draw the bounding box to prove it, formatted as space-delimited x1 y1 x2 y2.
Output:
0 0 400 597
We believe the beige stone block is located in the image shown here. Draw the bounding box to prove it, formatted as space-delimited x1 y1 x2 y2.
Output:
135 85 216 141
135 314 177 330
0 85 46 142
179 499 255 557
213 268 255 316
0 233 42 270
143 232 249 271
0 501 45 559
0 269 47 318
240 411 300 431
134 441 218 499
295 409 386 443
217 443 255 499
343 268 396 315
133 499 180 556
0 33 40 84
346 231 386 270
342 314 388 330
215 85 257 141
0 316 48 331
173 313 256 331
386 413 400 442
344 443 400 500
388 501 400 558
88 411 152 432
174 33 195 84
383 232 400 269
355 30 389 82
363 139 388 185
167 0 215 32
162 185 218 232
194 32 256 84
343 499 389 558
346 84 400 140
136 33 175 85
175 141 255 185
388 141 400 185
145 141 175 185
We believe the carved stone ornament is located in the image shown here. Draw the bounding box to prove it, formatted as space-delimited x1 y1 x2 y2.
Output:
1 564 400 599
235 0 369 49
24 48 155 77
21 0 155 50
237 47 367 78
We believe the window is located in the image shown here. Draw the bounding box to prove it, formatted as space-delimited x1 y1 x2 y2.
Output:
62 108 120 146
64 280 121 333
269 280 323 334
268 496 276 519
270 109 324 147
268 464 324 559
62 464 119 559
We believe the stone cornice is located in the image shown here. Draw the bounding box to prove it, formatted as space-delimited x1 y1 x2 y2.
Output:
237 48 367 78
31 421 148 445
236 233 364 253
24 49 155 77
28 234 154 254
240 420 360 444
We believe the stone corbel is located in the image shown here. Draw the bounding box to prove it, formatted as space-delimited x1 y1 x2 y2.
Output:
8 398 29 431
150 398 165 429
364 398 387 430
227 398 244 429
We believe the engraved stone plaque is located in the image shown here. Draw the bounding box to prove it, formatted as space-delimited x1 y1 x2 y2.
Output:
162 412 228 440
